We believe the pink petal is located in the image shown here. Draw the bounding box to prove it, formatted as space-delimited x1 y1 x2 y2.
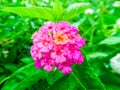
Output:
62 66 72 74
43 65 53 71
77 56 84 64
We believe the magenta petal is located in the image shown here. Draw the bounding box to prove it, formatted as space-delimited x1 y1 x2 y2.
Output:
78 56 84 64
34 60 41 69
62 67 72 74
43 65 53 71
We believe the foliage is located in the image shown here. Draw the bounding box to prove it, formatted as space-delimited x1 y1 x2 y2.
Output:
0 0 120 90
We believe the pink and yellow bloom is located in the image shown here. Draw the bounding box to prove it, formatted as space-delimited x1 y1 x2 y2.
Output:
30 21 86 74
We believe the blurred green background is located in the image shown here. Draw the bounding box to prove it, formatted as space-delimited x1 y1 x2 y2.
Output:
0 0 120 90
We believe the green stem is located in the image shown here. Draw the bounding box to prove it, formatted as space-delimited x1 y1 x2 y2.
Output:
89 28 95 45
71 72 86 90
0 76 10 85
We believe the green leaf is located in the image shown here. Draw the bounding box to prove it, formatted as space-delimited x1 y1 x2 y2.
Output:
83 44 117 62
106 84 120 90
72 58 105 89
5 47 17 63
1 63 48 90
82 44 120 89
53 0 64 21
100 71 120 89
82 44 119 75
4 63 18 72
48 74 79 90
0 30 11 38
2 7 55 21
64 2 90 20
20 57 34 64
47 70 65 85
48 54 105 90
99 36 120 45
34 79 50 90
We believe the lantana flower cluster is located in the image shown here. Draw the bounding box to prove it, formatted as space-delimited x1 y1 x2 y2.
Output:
30 21 86 74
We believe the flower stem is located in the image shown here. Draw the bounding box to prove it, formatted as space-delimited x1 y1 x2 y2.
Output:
71 72 86 90
0 76 10 85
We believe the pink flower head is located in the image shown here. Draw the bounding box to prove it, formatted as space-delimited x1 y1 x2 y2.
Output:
30 21 86 74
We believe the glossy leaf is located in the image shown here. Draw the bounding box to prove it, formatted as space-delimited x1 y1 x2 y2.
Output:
83 44 120 89
64 3 90 20
47 70 65 85
1 63 48 90
100 71 120 89
106 84 120 90
99 36 120 45
48 74 79 90
5 47 17 63
83 45 118 62
53 0 64 21
2 7 55 20
82 44 119 74
48 54 105 90
0 30 11 38
20 57 34 64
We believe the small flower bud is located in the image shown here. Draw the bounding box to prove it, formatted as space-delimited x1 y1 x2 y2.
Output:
110 54 120 74
113 1 120 7
85 8 94 15
114 18 120 29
